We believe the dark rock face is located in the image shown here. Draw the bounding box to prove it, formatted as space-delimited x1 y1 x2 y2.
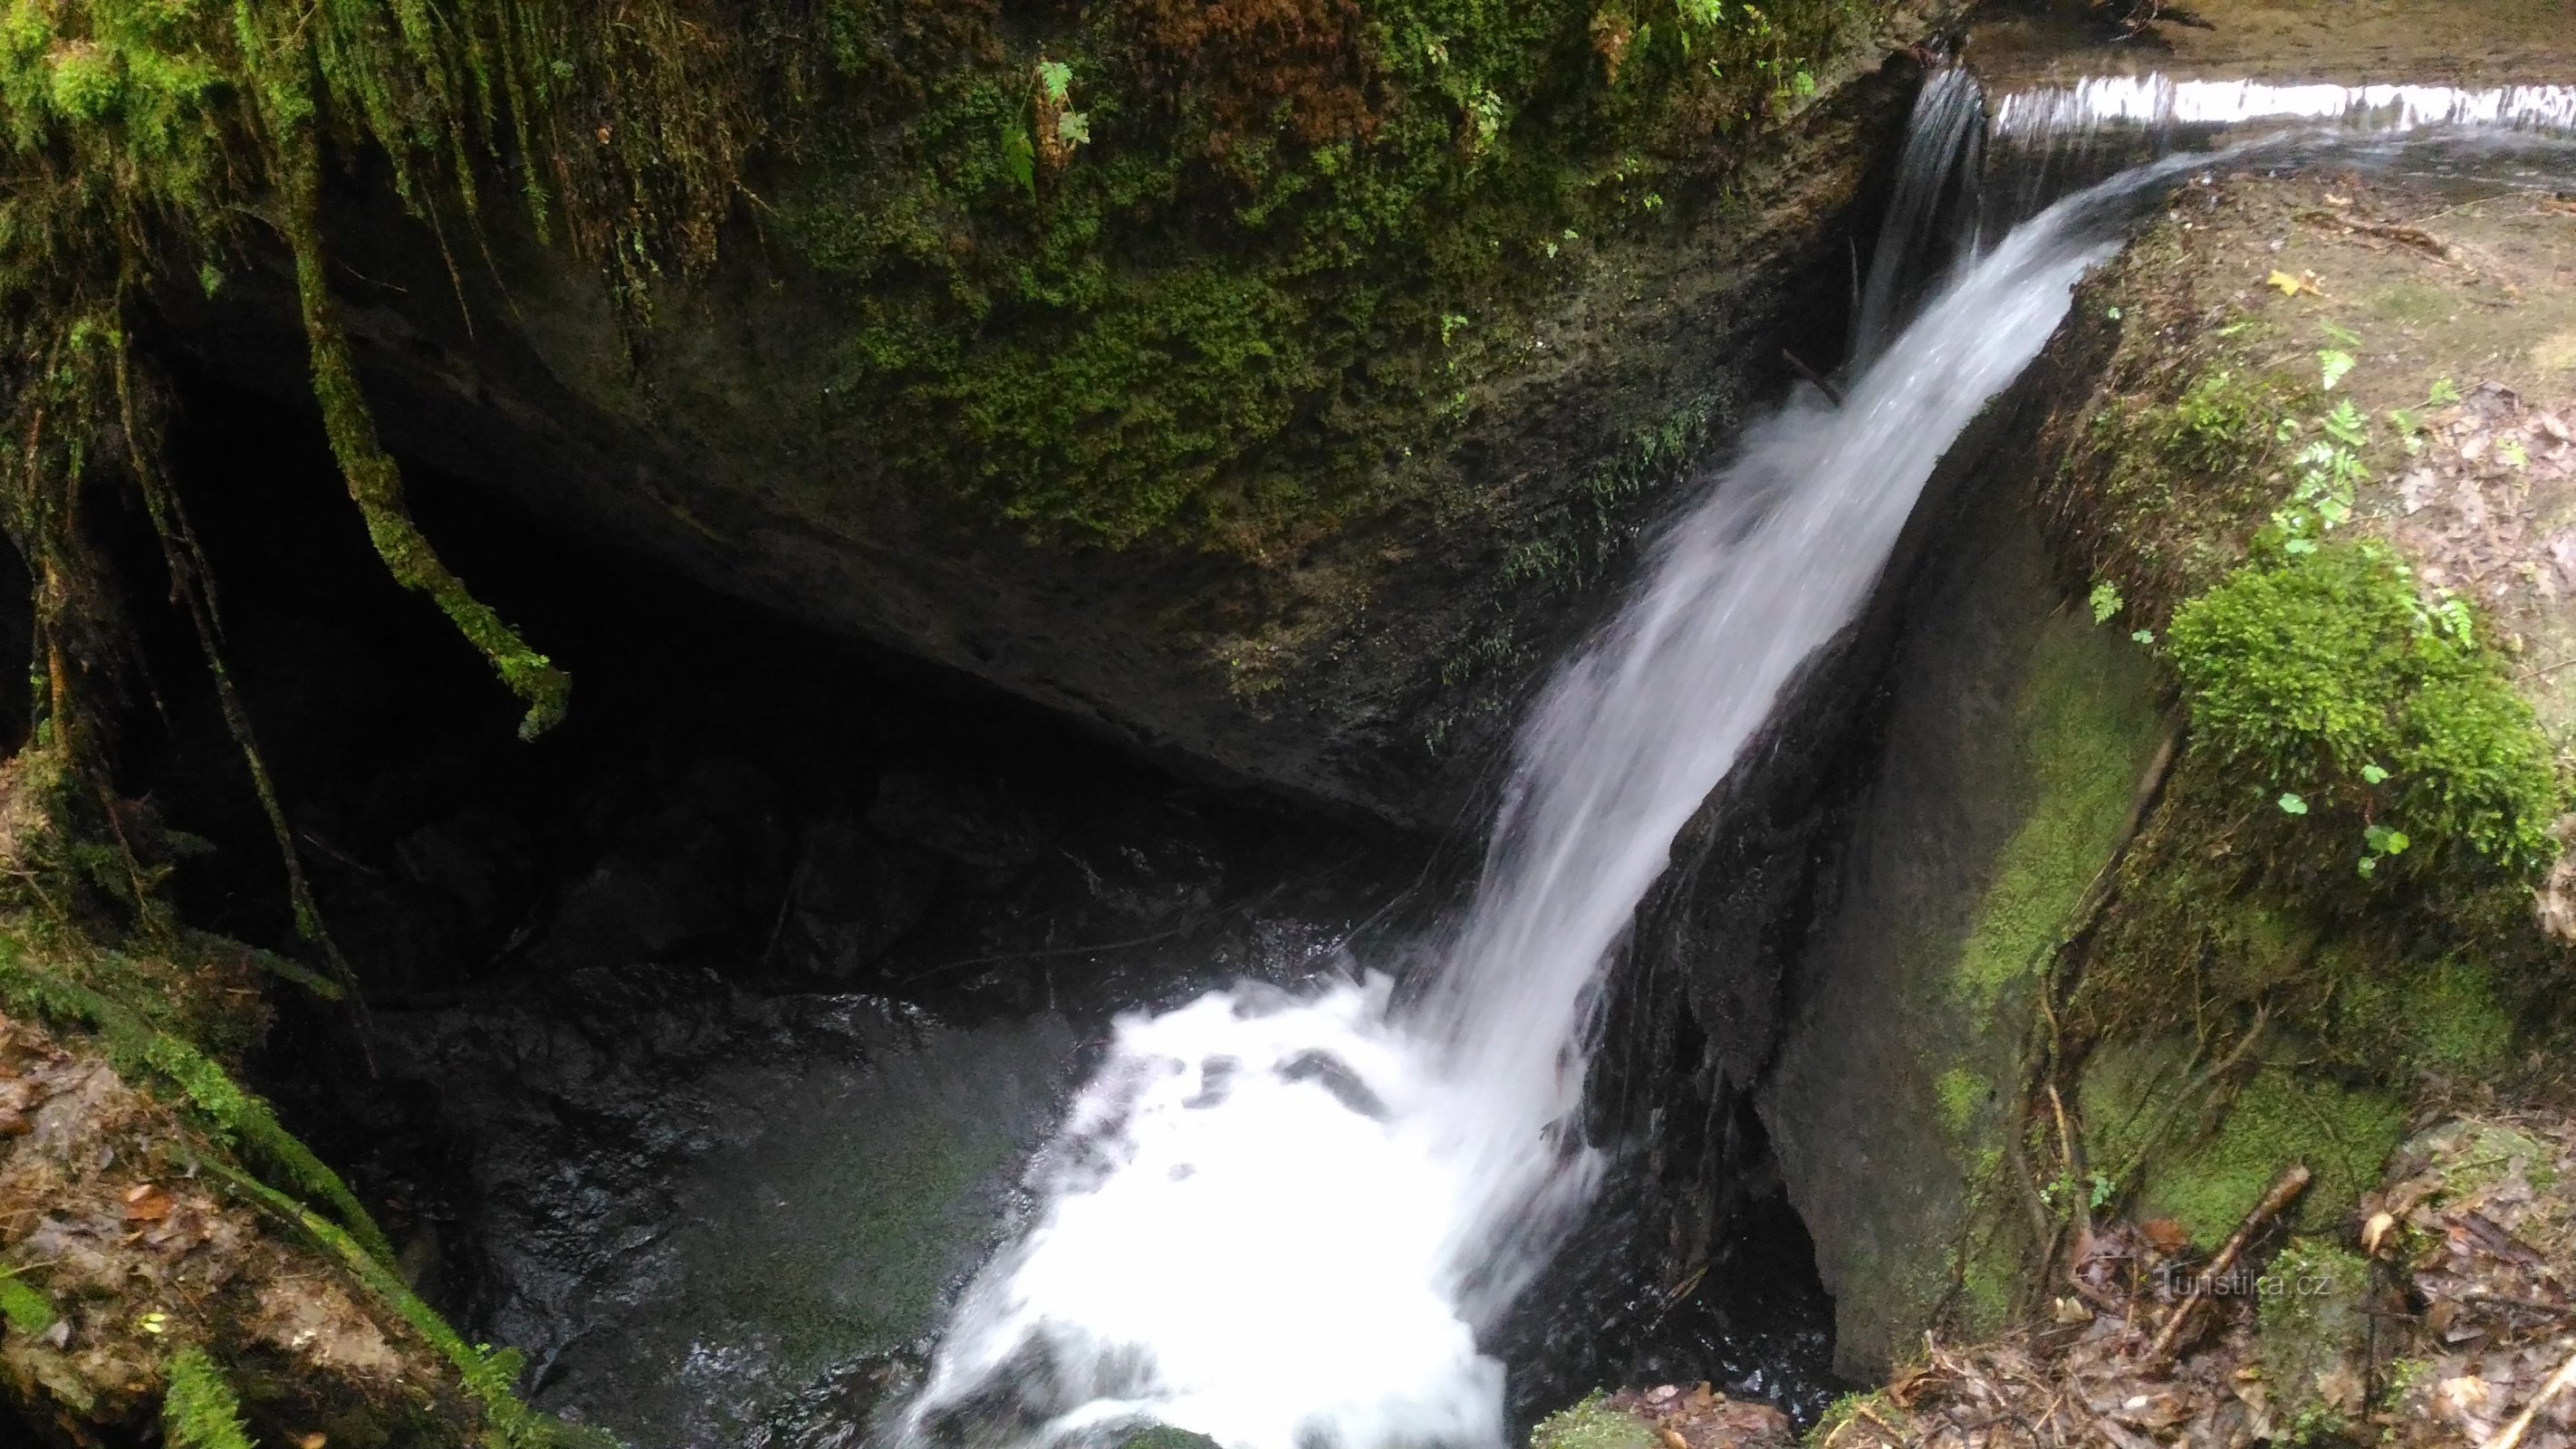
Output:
158 56 1919 830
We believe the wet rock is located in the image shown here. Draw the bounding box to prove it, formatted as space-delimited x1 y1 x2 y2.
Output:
528 757 791 972
774 818 941 981
864 771 1044 885
363 970 1085 1449
393 805 538 942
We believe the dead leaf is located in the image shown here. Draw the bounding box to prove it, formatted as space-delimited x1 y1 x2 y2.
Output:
2266 269 2321 297
2365 1211 2399 1255
2142 1218 2191 1253
122 1184 171 1223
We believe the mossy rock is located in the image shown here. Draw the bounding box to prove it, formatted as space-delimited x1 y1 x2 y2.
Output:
2256 1239 2372 1440
2083 1038 2405 1248
1530 1393 1660 1449
1117 1425 1225 1449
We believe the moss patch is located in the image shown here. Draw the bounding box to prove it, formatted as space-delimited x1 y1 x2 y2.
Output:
2137 1061 2403 1247
2167 538 2562 879
2256 1239 2371 1439
1531 1392 1662 1449
1950 615 2160 1012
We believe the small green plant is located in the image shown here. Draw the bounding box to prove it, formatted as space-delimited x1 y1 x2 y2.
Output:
2317 349 2356 390
2274 401 2369 552
2359 822 2410 878
2427 377 2465 407
2090 580 2126 624
2043 1170 2116 1214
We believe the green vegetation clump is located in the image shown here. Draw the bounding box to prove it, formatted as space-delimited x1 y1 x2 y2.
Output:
0 1264 53 1336
1530 1393 1658 1449
2166 538 2562 879
792 0 1869 550
161 1348 255 1449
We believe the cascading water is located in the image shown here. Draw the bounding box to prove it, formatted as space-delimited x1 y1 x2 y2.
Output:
899 72 2186 1449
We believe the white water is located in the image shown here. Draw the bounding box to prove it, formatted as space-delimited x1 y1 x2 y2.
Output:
1990 75 2576 139
902 101 2176 1449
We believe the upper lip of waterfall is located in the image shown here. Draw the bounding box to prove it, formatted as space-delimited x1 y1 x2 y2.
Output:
1986 75 2576 138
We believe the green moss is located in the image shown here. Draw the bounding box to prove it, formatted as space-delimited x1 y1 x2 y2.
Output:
0 931 394 1265
2408 1119 2558 1201
1118 1427 1224 1449
2136 1065 2404 1247
1954 1230 2021 1339
1952 616 2158 1011
0 1264 54 1336
2167 536 2561 880
2256 1239 2370 1439
2331 955 2514 1080
1530 1393 1659 1449
1935 1067 1984 1139
2062 363 2293 616
1806 1393 1885 1449
160 1348 255 1449
788 0 1871 550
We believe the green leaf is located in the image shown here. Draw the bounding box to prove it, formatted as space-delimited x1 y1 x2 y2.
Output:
2090 580 2125 624
2318 350 2357 390
2360 763 2389 784
2427 377 2463 407
2322 398 2369 446
2278 792 2311 816
1001 126 1035 199
2107 305 2123 321
1035 60 1072 104
2132 629 2157 645
1055 109 1091 147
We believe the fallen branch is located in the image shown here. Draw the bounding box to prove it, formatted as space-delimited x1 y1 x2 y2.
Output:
2141 1163 2312 1366
1782 349 1846 408
2299 208 2452 260
2487 1342 2576 1449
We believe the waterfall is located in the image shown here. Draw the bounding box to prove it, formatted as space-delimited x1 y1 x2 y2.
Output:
1853 64 1987 365
900 82 2207 1449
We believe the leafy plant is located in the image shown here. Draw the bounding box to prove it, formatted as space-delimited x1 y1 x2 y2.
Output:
2090 580 2126 624
2317 349 2356 390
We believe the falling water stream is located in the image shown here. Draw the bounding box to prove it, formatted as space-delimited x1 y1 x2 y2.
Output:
889 63 2576 1449
900 79 2187 1449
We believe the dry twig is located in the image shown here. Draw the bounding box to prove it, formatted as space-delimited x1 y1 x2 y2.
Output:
2142 1164 2312 1366
2487 1342 2576 1449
